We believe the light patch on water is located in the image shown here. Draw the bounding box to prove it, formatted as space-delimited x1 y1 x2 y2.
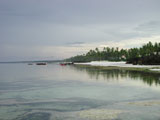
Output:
78 109 124 120
128 100 160 106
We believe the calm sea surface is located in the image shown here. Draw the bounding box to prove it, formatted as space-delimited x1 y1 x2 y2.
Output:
0 63 160 120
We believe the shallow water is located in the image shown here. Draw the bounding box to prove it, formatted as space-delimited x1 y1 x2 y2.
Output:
0 63 160 120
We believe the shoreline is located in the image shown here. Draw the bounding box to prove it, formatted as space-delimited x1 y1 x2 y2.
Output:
74 61 160 74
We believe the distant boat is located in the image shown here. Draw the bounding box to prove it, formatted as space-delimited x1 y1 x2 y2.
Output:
36 63 47 65
28 63 33 65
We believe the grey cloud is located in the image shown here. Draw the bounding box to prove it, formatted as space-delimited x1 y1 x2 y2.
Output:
135 21 160 32
65 42 86 47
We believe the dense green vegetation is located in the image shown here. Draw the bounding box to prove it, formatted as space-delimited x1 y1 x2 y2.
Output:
66 42 160 65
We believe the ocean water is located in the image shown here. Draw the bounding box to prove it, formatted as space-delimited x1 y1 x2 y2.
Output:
0 63 160 120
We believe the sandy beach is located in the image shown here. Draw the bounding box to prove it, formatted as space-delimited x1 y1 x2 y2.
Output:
75 61 160 72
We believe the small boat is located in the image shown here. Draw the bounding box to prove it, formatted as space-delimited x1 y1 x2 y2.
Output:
28 63 33 65
36 63 47 65
60 63 67 66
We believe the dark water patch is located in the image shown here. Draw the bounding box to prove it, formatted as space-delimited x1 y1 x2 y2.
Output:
14 112 51 120
23 100 100 112
0 98 106 113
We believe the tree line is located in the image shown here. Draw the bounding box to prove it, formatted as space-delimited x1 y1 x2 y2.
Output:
65 42 160 65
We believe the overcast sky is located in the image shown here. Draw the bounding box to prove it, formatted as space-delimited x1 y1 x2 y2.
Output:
0 0 160 61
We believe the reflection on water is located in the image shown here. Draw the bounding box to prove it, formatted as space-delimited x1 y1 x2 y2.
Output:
0 63 160 120
71 65 160 86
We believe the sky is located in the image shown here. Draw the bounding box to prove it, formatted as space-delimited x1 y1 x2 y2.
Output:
0 0 160 61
